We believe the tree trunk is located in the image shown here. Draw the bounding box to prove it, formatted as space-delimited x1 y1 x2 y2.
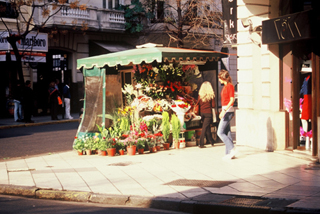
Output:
7 37 24 86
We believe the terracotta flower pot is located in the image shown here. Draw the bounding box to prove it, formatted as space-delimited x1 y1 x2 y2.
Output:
100 150 107 156
163 143 170 150
127 146 136 155
138 148 144 154
107 148 116 157
156 145 161 151
86 150 92 155
149 146 157 153
77 150 83 155
119 150 125 155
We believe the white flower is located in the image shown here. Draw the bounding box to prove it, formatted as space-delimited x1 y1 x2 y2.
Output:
152 67 159 73
145 86 150 92
162 65 168 71
135 83 142 89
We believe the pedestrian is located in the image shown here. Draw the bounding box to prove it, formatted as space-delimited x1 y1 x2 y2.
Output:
217 69 236 159
196 81 216 148
63 81 73 119
55 79 65 119
12 81 23 122
23 80 34 123
49 81 59 120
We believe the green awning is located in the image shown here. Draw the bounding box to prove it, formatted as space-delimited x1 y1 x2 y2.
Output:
77 46 226 70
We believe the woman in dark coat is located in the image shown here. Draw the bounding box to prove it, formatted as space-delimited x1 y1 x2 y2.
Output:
48 81 59 120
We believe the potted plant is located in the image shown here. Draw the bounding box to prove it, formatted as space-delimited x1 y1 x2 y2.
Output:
137 139 146 154
106 138 117 156
124 135 137 155
82 135 95 155
161 111 170 150
171 114 181 149
73 136 84 155
98 137 107 156
147 135 157 153
116 141 126 155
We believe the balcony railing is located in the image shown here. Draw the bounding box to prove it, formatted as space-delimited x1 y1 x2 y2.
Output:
34 4 125 32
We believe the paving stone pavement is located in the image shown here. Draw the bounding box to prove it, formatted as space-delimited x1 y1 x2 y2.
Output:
1 142 320 213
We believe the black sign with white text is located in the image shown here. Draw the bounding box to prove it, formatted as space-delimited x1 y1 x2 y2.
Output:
262 10 316 44
222 0 237 45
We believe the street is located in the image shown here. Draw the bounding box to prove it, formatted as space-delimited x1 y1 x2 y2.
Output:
0 122 78 160
0 195 187 214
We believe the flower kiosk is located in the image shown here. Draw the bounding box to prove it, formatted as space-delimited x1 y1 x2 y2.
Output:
74 44 225 155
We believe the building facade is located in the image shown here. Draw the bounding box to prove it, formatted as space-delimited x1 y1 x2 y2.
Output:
236 0 320 159
1 0 236 120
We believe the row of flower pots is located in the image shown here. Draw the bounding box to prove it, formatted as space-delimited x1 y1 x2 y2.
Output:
77 143 171 156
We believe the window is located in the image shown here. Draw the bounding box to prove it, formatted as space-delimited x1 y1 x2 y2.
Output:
151 0 164 22
103 0 106 9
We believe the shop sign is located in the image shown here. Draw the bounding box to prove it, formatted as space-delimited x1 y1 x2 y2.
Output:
0 31 48 52
0 51 46 63
222 0 237 45
262 10 316 44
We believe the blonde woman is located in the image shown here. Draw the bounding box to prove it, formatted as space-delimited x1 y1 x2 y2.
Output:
217 69 236 159
197 81 215 148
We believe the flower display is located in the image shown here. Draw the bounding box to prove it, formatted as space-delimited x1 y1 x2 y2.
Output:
170 100 191 113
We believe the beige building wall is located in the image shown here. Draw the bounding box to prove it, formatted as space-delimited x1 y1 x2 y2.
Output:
236 0 286 150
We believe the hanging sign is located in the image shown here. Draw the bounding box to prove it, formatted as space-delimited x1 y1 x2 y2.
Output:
0 31 48 52
222 0 237 45
262 10 315 44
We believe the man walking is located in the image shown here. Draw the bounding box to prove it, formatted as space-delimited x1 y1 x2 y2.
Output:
63 81 73 119
12 81 23 122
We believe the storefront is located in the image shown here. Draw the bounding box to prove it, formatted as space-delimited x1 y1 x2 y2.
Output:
76 45 226 137
262 8 320 157
236 0 320 159
0 31 48 118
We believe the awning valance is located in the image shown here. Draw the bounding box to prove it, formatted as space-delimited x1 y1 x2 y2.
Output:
77 46 226 70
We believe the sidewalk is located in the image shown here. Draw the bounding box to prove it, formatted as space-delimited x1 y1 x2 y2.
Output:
1 145 320 213
0 113 79 129
0 114 320 213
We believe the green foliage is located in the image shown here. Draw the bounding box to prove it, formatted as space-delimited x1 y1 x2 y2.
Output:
116 141 126 151
98 139 107 151
73 137 85 152
161 111 170 142
120 0 154 33
171 114 181 141
106 138 117 149
120 117 130 133
137 139 146 149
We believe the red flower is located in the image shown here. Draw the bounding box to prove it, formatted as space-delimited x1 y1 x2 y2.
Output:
74 136 78 139
122 134 129 138
154 132 163 137
171 104 177 107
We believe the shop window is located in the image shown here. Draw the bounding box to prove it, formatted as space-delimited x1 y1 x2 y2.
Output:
52 54 68 72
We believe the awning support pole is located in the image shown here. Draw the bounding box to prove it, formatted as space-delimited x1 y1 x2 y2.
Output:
101 68 106 129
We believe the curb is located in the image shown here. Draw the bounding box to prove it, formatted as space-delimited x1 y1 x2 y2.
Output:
1 185 320 213
0 119 78 130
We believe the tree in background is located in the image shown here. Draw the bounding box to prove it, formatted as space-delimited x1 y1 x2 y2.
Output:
0 0 86 86
122 0 223 48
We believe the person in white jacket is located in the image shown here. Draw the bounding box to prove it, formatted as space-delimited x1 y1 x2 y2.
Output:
63 81 73 119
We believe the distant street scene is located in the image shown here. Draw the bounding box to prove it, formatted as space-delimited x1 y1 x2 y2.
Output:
0 122 78 160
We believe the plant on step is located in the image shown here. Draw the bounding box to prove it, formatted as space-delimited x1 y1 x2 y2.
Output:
116 141 126 152
106 138 117 149
171 114 181 143
161 111 170 143
136 139 146 149
98 138 107 151
73 136 84 152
